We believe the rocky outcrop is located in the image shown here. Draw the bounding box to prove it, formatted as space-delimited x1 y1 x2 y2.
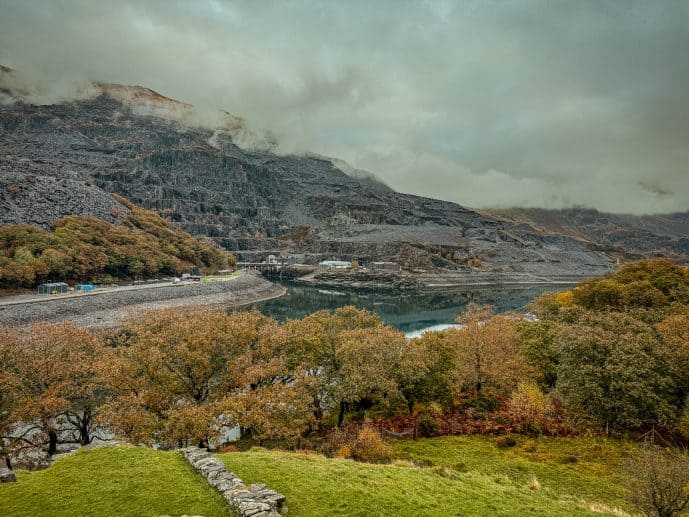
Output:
181 447 285 517
0 171 129 229
488 207 689 261
0 468 16 483
300 269 423 291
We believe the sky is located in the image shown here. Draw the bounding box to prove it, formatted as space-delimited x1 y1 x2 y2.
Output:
1 0 688 214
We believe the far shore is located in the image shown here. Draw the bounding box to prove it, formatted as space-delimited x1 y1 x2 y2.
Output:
0 271 286 329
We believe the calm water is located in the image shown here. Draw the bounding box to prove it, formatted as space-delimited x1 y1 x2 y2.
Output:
243 281 568 334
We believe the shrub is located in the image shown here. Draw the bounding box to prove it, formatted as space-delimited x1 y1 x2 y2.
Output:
418 412 440 438
507 381 555 434
462 396 498 413
335 445 352 459
350 426 392 464
496 436 517 448
622 444 689 517
525 476 541 490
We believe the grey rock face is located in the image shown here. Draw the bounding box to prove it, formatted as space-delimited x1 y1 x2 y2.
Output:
0 468 16 482
0 171 129 230
0 91 614 279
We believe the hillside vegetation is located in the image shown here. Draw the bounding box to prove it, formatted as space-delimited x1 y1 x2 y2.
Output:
3 260 689 516
0 195 235 288
3 260 689 468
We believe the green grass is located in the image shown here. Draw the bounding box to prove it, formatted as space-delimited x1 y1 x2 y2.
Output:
0 446 234 517
218 444 629 516
391 435 634 512
0 437 635 516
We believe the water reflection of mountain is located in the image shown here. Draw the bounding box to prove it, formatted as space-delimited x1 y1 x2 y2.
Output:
242 281 566 333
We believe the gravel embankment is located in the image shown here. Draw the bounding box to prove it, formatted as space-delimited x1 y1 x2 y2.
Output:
0 271 285 329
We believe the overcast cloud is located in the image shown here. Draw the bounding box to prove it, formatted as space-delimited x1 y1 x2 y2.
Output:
1 0 688 214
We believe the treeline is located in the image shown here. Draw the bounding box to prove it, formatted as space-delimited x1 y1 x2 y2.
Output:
0 195 235 288
2 260 689 466
524 259 689 432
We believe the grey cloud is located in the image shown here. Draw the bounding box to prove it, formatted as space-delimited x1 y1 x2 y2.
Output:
0 0 688 214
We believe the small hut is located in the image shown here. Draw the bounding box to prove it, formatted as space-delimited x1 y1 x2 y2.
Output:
37 282 68 295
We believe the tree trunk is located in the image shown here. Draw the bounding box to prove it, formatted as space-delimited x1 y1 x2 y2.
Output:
48 429 58 456
80 409 92 445
4 455 11 470
338 401 347 427
407 399 414 415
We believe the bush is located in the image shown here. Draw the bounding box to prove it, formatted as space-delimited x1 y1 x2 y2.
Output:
623 444 689 517
350 427 392 464
507 381 556 435
418 413 440 438
496 436 517 448
462 396 498 413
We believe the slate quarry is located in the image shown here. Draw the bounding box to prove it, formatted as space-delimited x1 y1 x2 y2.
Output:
0 83 617 281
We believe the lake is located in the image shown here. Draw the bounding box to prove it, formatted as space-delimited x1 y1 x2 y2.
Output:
242 281 568 334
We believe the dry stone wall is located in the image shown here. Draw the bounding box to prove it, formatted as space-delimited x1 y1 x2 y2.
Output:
181 447 286 517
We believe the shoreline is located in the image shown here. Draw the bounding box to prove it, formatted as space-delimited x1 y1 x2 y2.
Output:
0 271 287 329
294 269 587 292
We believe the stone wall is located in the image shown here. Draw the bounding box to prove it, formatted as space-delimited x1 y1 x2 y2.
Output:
181 447 286 517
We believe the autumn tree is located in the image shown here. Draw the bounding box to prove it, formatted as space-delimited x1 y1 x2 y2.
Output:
398 331 458 413
101 307 309 447
0 327 21 469
101 307 242 447
451 304 528 394
284 306 409 427
4 323 105 456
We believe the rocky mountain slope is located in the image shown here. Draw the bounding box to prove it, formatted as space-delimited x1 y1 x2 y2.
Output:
487 208 689 262
0 74 618 282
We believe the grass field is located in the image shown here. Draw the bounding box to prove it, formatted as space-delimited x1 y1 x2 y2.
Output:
219 437 633 516
392 435 633 512
0 437 634 517
0 446 234 517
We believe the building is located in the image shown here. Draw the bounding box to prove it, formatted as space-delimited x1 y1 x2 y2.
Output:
319 260 352 270
280 253 306 265
370 261 401 272
37 282 68 295
266 254 278 265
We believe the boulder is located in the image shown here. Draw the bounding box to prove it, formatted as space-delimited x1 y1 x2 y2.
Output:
0 468 16 483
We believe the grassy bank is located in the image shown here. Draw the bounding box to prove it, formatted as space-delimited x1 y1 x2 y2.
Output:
1 437 633 516
391 436 632 512
0 446 233 517
218 439 631 516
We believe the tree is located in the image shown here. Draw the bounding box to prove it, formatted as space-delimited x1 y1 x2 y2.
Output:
398 331 457 413
332 326 407 426
623 444 689 517
101 307 242 447
5 323 105 456
556 311 681 430
518 320 560 391
0 327 21 469
284 306 407 427
451 304 527 394
101 307 309 447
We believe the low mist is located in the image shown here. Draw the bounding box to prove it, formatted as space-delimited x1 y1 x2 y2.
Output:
1 0 688 214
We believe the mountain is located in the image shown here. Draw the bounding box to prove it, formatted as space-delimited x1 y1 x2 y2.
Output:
486 207 689 263
0 76 619 282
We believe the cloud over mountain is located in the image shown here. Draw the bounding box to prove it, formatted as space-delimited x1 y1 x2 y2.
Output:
1 0 687 213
